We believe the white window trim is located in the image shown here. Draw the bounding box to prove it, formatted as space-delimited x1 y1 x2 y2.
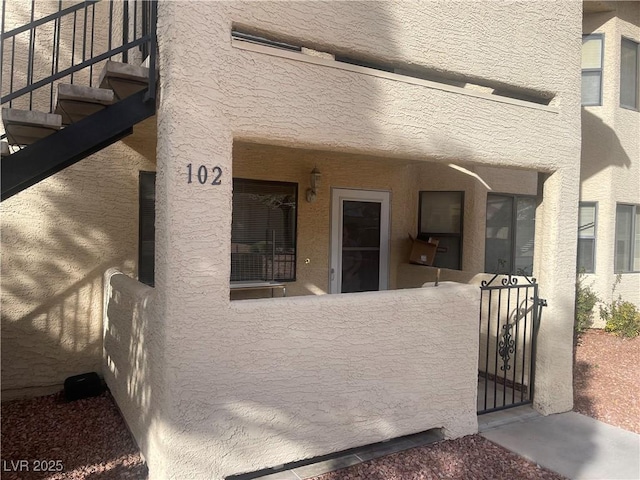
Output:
577 201 598 274
582 33 604 107
620 36 640 111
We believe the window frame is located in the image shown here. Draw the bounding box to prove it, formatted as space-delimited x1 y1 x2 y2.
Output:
582 33 605 107
577 201 598 274
484 193 537 276
138 171 156 287
417 190 464 270
614 203 640 273
620 36 640 111
231 177 299 282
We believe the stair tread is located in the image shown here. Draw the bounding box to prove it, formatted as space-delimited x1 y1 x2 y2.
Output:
99 60 149 85
56 84 114 105
2 108 62 129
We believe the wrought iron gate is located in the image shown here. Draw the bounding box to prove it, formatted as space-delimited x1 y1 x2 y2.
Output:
477 274 547 414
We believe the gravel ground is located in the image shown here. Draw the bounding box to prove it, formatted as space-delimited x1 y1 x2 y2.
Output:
573 328 640 434
2 329 636 479
1 391 147 480
309 435 563 480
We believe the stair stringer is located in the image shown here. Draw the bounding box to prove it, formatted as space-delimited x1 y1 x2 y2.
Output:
1 89 155 202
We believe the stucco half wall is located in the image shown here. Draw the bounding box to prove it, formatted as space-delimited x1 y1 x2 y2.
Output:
104 273 479 480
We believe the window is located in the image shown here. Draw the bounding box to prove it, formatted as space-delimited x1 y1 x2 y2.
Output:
621 37 639 110
485 194 536 275
136 174 298 286
418 191 464 270
232 179 297 281
615 204 640 273
577 202 597 273
582 34 604 106
138 172 156 287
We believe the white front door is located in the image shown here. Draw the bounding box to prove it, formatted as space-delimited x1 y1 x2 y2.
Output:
330 188 390 294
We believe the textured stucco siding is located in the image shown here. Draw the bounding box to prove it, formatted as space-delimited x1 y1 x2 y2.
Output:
149 1 581 479
105 278 479 479
0 124 156 399
233 143 538 298
1 0 156 399
103 271 165 473
582 3 640 320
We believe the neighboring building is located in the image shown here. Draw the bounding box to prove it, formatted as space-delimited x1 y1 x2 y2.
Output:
2 1 583 479
580 1 640 323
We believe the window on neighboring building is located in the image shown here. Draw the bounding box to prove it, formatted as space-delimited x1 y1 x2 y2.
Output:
138 171 156 287
615 204 640 273
621 37 639 110
485 194 536 275
231 179 298 282
418 191 464 270
582 34 604 106
577 202 597 273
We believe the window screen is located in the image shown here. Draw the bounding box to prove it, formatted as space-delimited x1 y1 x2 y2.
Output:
418 191 463 270
615 204 640 273
232 179 298 281
582 35 603 106
577 203 597 273
485 193 536 275
621 37 639 109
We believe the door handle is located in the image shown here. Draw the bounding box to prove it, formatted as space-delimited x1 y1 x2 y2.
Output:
330 268 335 281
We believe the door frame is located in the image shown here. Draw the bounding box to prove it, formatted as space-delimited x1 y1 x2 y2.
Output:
329 188 391 294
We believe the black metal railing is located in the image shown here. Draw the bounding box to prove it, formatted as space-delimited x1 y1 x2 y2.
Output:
477 274 546 414
1 0 156 114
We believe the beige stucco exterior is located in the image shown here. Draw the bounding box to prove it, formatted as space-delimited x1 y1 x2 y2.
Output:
3 1 585 479
0 122 156 400
582 2 640 323
1 0 154 399
233 142 538 298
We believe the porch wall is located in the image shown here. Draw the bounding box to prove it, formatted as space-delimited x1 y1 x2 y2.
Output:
151 1 582 479
234 143 538 298
104 278 479 479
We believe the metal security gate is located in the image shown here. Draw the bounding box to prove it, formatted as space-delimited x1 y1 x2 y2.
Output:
477 274 547 414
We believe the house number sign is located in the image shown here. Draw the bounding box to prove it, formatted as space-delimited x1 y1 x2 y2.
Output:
187 163 222 185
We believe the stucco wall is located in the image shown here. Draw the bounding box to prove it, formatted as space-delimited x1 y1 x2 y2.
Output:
582 2 640 322
105 277 479 479
0 123 156 400
1 1 156 399
103 270 165 474
233 143 538 298
150 1 581 478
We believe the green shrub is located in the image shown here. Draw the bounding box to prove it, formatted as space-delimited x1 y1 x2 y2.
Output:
575 274 599 335
599 275 640 338
601 299 640 338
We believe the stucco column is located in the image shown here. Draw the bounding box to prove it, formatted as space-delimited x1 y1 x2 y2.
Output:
532 169 580 415
151 2 234 478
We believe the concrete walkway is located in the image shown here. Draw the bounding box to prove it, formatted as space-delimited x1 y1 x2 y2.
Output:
481 409 640 480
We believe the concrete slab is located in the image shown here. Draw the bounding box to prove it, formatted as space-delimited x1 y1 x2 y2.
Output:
2 108 61 128
482 411 640 480
99 60 149 100
478 404 541 432
2 108 62 145
56 84 114 104
54 84 115 124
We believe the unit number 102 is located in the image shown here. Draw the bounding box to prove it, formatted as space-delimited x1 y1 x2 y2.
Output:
187 164 222 185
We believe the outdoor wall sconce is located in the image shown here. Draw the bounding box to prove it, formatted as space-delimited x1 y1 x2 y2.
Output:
306 167 322 203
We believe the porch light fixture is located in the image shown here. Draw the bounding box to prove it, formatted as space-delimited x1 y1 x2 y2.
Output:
306 167 322 203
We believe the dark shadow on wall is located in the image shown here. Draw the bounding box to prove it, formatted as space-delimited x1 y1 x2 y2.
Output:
580 109 632 184
0 132 153 398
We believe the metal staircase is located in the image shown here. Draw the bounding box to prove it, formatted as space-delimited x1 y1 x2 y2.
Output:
0 0 157 202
